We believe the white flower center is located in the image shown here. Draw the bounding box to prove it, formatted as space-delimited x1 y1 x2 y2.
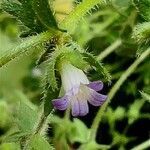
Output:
60 63 89 92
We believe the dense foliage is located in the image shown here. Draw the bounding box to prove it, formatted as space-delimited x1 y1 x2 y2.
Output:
0 0 150 150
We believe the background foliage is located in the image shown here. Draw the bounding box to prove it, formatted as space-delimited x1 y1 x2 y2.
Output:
0 0 150 150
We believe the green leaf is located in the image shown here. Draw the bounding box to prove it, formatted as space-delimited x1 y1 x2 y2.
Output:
0 100 10 128
60 0 104 33
114 107 125 120
0 142 21 150
79 141 110 150
1 0 42 32
140 91 150 102
3 130 28 143
0 31 55 68
33 0 58 29
45 51 62 91
47 58 58 90
56 45 88 68
43 84 60 117
17 101 38 133
132 22 150 44
18 0 36 30
1 0 21 17
41 71 59 117
62 49 88 70
128 99 145 123
68 119 89 144
82 52 111 84
27 134 54 150
134 0 150 21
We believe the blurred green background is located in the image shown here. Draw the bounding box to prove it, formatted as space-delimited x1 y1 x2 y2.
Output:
0 0 150 150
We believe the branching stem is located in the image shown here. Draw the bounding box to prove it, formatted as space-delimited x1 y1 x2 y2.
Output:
90 47 150 140
131 139 150 150
97 39 122 60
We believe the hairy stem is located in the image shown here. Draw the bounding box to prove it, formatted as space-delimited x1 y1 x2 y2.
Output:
22 108 53 150
22 112 45 150
60 0 103 33
131 139 150 150
97 39 122 60
90 47 150 140
34 113 47 135
22 72 55 149
0 30 57 68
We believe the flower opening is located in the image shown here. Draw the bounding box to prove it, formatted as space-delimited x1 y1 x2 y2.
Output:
52 63 107 116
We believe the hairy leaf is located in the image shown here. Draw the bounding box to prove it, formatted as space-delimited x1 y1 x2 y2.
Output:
0 31 55 68
60 0 104 33
17 101 38 133
1 0 44 32
82 52 111 84
0 142 21 150
33 0 58 29
27 134 54 150
134 0 150 21
132 22 150 44
68 118 89 144
42 74 59 117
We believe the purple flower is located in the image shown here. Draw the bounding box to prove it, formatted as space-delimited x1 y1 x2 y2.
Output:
52 63 107 116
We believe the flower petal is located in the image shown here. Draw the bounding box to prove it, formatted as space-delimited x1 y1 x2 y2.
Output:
71 97 80 116
88 90 107 106
52 96 69 110
78 98 89 116
87 81 104 91
66 85 79 96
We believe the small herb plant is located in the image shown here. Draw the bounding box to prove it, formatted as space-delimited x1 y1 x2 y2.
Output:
0 0 150 150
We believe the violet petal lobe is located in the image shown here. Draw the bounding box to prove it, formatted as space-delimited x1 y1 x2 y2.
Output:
87 81 104 91
88 90 107 106
71 97 80 117
78 98 89 116
52 96 69 110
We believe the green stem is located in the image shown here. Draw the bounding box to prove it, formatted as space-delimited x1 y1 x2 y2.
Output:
90 47 150 140
64 107 70 120
22 110 45 149
97 39 122 60
0 30 57 68
131 139 150 150
22 72 55 149
60 0 103 33
23 109 52 150
34 113 47 135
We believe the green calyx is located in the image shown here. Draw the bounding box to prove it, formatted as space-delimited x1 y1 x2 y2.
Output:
47 44 112 91
46 45 88 91
56 46 89 71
